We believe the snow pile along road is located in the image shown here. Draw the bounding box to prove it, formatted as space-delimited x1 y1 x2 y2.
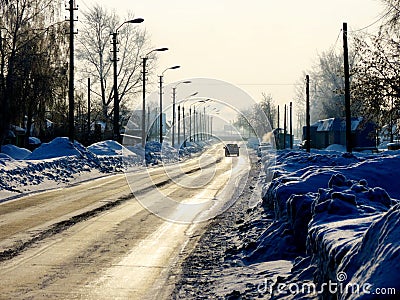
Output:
1 144 31 160
262 150 400 299
0 138 210 200
0 138 139 200
88 140 136 157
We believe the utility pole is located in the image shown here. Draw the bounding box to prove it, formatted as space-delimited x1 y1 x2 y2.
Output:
277 105 280 130
147 105 150 140
177 105 181 146
183 106 186 147
343 22 352 153
194 108 197 142
203 107 206 141
111 18 143 142
390 98 394 143
172 87 176 147
306 75 311 153
111 31 119 141
209 115 212 139
290 101 293 149
189 107 192 142
142 57 147 147
66 0 78 142
87 78 90 135
277 105 280 149
159 75 163 143
284 104 287 149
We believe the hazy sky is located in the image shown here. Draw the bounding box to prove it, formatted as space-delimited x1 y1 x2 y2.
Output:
80 0 384 112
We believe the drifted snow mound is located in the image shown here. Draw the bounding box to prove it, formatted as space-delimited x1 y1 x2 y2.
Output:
26 137 96 160
88 140 136 157
144 141 179 165
1 144 31 160
260 150 400 299
325 144 346 152
306 174 397 296
337 204 400 300
0 153 14 165
125 141 206 165
179 141 203 156
0 156 100 193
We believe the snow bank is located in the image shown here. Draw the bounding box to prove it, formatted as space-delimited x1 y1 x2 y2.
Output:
0 153 13 161
0 137 209 199
325 144 346 152
338 204 400 299
259 149 400 298
144 141 178 165
0 137 141 199
138 140 206 165
179 141 203 156
88 140 136 157
0 156 100 196
1 144 31 160
26 137 94 160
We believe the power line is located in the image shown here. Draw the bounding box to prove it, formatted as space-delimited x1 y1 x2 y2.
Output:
350 7 394 33
236 83 303 86
331 29 342 52
78 0 91 11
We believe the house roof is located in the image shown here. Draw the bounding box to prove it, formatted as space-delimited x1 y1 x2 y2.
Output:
315 117 363 132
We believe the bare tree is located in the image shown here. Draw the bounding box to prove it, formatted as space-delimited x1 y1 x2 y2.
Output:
379 0 400 32
77 4 154 128
293 49 350 123
260 93 277 129
351 32 400 140
0 0 68 145
234 93 276 138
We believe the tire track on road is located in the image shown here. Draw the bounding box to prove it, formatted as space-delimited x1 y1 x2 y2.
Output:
0 149 224 262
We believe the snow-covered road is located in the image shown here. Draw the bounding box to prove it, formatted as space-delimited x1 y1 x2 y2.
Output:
0 142 251 299
174 149 400 299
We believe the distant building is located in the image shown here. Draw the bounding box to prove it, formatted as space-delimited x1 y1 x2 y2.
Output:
302 117 375 149
272 128 293 150
124 110 168 142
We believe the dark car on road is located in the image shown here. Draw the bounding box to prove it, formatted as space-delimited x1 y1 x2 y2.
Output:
224 143 240 157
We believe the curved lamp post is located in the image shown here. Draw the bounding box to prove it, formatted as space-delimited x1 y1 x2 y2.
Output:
179 92 198 147
172 81 191 147
159 65 180 143
142 47 168 147
208 107 220 139
189 99 210 142
112 17 144 141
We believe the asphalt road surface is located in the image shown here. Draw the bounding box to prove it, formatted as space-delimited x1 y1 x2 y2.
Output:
0 142 251 299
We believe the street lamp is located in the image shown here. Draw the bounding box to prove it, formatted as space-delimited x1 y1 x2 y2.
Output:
172 81 191 147
142 47 168 147
180 92 198 147
189 99 209 142
208 107 219 139
159 65 180 143
112 17 144 142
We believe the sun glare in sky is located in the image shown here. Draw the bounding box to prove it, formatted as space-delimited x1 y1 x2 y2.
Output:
80 0 383 118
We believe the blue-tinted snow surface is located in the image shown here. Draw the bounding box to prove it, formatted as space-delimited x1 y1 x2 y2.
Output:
259 149 400 299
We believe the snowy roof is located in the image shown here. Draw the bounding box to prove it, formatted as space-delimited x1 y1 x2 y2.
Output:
310 121 321 128
315 117 364 132
10 124 26 133
351 117 362 131
316 118 336 132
